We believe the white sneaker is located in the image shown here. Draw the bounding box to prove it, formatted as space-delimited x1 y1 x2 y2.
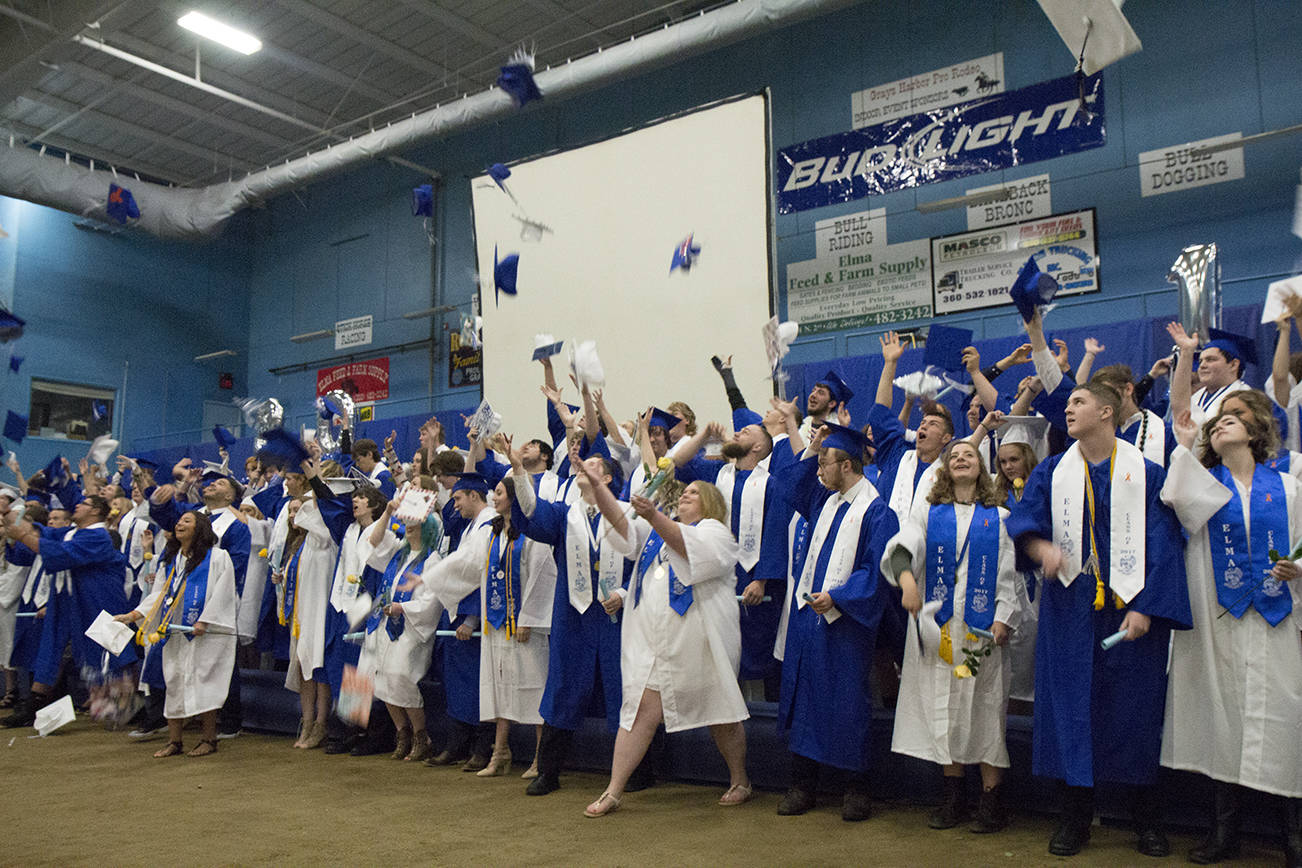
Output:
128 724 165 739
216 729 242 740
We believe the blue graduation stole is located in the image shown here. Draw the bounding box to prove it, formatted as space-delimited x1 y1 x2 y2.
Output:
1266 450 1291 473
634 531 693 615
280 542 303 632
485 531 524 634
366 550 430 640
926 503 1001 631
1208 464 1293 626
157 552 212 647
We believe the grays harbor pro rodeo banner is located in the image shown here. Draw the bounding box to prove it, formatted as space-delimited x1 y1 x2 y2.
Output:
777 73 1106 214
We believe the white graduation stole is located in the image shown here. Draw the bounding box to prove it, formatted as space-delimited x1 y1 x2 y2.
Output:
329 523 369 612
22 555 49 608
536 471 561 502
1051 439 1147 603
715 463 769 571
564 502 621 613
888 449 937 520
1131 409 1167 464
210 508 237 541
796 479 878 611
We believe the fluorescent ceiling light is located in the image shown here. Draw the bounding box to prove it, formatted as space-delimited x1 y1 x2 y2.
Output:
402 305 457 320
194 349 237 361
290 329 334 343
178 11 262 55
916 187 1013 214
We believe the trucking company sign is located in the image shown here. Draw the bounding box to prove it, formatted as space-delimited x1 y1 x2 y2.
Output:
776 73 1106 214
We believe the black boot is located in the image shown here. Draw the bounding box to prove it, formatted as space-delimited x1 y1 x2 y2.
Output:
526 724 571 796
1048 786 1094 856
929 775 968 829
1283 796 1302 868
1 692 41 728
1132 784 1170 857
970 784 1009 833
1189 782 1240 864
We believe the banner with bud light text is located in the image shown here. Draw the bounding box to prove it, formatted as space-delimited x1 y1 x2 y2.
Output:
316 357 389 403
777 73 1105 214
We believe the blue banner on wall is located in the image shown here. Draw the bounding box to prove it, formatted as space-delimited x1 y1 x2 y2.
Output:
776 73 1105 214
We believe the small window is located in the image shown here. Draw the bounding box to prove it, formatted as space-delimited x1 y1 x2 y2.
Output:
28 379 115 441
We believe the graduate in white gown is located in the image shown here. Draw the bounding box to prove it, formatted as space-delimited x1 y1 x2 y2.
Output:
359 500 443 762
117 511 237 758
418 463 556 778
1160 403 1302 866
577 454 751 818
883 440 1020 833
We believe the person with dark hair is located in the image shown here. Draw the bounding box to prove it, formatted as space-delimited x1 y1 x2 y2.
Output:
149 461 251 740
1008 379 1191 857
874 332 955 525
507 437 630 796
414 463 556 778
770 423 899 822
348 438 396 499
884 440 1022 833
115 510 236 757
2 494 134 728
1091 363 1175 466
1160 406 1302 865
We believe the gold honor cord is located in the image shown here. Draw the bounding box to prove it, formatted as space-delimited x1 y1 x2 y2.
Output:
136 561 188 646
1083 443 1124 611
483 533 518 639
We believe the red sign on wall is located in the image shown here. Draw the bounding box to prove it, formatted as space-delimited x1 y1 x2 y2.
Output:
316 357 389 403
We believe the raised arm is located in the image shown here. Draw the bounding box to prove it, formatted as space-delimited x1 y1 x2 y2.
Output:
963 345 1000 413
897 394 916 429
593 389 625 447
876 331 904 408
1009 376 1042 416
1166 321 1198 421
1076 337 1103 384
580 384 600 445
1025 310 1063 394
1272 310 1295 407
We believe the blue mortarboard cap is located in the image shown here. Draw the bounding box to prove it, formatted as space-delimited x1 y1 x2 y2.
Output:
256 428 310 469
411 184 433 217
497 51 543 107
451 471 492 494
1204 328 1258 368
0 310 24 343
24 488 51 508
732 407 763 431
8 354 22 372
42 456 65 485
212 425 238 450
494 246 519 307
1008 256 1060 323
106 183 140 224
3 410 27 443
488 163 511 191
648 407 682 432
816 371 854 406
92 401 107 421
819 422 869 457
923 324 974 373
669 233 701 273
133 457 160 473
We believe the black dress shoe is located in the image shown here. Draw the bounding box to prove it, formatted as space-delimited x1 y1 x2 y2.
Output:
323 735 358 755
460 754 488 772
842 792 872 822
1 696 35 728
1048 818 1091 856
1136 827 1171 858
1189 834 1239 864
526 774 561 796
776 788 816 816
423 750 459 767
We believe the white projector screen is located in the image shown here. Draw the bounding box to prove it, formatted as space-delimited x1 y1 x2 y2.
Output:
471 93 773 444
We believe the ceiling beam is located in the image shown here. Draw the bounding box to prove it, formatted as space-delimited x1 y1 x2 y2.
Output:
0 0 144 106
272 0 452 81
15 90 259 169
93 29 337 129
387 0 498 50
516 0 604 49
2 117 188 185
57 59 294 150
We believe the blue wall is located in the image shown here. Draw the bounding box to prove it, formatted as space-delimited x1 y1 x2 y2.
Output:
243 0 1302 421
0 194 252 470
4 0 1301 470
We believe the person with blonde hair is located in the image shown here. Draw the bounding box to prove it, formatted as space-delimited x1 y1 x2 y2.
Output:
574 460 750 818
884 440 1021 832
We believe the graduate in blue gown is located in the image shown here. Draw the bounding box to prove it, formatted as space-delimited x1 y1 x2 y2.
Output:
511 439 629 796
771 423 898 822
2 494 135 728
1007 380 1191 858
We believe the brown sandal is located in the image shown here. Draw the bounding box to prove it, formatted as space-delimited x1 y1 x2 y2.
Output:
153 741 184 758
187 738 218 757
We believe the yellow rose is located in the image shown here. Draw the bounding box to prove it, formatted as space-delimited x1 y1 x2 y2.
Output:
258 548 269 559
1013 477 1024 491
143 552 153 561
965 632 977 642
656 457 673 470
953 664 973 679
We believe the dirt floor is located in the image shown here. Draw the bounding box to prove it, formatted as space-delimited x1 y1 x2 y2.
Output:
0 719 1288 866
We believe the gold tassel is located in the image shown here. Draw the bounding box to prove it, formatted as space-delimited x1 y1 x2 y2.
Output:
1093 575 1105 611
938 620 953 664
